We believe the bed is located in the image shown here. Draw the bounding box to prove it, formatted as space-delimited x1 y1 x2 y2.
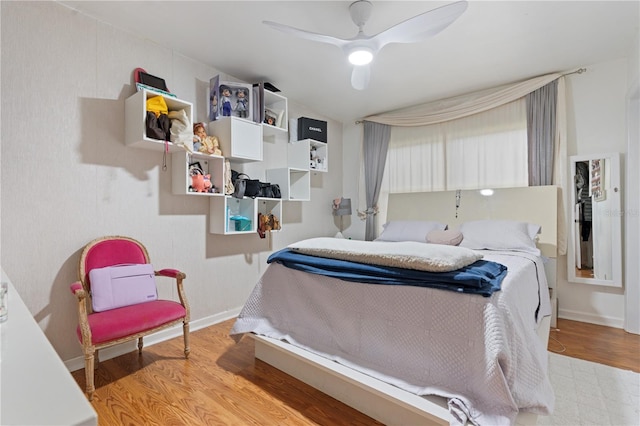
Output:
231 186 559 425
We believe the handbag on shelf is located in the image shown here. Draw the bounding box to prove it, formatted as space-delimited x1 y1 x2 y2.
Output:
257 182 281 198
257 212 281 239
270 184 281 199
232 177 246 199
258 182 272 198
232 172 260 198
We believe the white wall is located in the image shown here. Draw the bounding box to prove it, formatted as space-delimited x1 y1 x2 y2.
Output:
0 2 343 363
560 58 629 327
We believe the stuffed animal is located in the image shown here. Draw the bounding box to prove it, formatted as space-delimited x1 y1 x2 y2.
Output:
191 174 205 192
191 174 213 193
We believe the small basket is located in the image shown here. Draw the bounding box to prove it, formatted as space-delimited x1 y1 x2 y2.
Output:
232 217 252 232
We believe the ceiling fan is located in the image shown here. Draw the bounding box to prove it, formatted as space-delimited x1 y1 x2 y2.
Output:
263 1 468 90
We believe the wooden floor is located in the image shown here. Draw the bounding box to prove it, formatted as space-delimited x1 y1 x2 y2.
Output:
549 318 640 373
72 318 640 425
574 267 595 279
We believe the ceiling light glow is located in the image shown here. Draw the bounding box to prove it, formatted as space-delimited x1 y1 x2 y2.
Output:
348 49 373 65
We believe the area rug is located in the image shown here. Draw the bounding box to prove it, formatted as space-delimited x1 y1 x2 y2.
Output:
537 352 640 426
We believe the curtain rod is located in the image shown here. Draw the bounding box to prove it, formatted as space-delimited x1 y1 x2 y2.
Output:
354 67 587 124
562 67 587 77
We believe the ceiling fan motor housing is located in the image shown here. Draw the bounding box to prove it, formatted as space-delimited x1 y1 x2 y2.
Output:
349 0 373 29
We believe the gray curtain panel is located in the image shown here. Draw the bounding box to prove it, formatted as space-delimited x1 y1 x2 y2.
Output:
363 121 391 241
526 80 558 186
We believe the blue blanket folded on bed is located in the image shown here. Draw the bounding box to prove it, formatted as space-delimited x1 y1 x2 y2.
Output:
267 248 506 297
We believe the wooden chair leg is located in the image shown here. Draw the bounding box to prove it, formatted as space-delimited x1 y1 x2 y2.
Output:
137 337 143 354
84 351 95 401
183 321 190 359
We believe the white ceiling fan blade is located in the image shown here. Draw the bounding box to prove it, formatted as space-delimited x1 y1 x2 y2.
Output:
351 64 371 90
374 0 468 48
263 20 348 48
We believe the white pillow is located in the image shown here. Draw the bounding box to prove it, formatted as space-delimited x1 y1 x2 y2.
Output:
458 220 541 255
375 220 447 243
527 223 542 239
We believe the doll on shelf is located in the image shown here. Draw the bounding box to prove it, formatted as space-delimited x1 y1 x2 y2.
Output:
235 88 249 119
219 85 232 117
193 122 222 156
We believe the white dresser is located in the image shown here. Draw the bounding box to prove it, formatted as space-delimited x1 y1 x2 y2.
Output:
0 269 97 425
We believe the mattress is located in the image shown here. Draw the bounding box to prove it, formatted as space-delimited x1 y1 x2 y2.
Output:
231 250 554 425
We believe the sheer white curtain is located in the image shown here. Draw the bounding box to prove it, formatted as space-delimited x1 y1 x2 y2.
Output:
377 98 527 229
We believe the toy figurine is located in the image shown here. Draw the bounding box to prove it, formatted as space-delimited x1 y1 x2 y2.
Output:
193 122 222 156
235 88 249 119
219 85 232 117
264 112 277 126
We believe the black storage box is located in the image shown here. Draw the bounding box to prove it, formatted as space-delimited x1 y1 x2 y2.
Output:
298 117 327 143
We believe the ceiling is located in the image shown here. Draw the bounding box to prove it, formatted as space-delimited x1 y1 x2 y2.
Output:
58 1 639 124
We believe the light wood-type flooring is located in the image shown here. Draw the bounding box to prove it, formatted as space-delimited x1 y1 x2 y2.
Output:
72 318 640 425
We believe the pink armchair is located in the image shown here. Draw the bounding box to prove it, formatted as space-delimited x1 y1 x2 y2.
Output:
69 236 190 401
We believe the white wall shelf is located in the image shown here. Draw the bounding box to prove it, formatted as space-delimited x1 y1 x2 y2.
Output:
210 196 256 235
262 90 288 140
266 167 311 201
288 139 311 171
208 117 262 162
125 88 192 152
171 150 225 196
125 85 293 235
309 139 328 173
291 138 328 173
209 196 283 235
258 198 283 233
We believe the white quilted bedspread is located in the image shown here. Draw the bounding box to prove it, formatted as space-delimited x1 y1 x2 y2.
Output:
231 250 554 425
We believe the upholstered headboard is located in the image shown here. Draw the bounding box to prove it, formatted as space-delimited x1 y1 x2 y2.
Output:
386 186 559 258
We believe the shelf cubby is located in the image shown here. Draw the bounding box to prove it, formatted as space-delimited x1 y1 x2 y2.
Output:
266 168 311 201
125 88 193 152
171 150 225 196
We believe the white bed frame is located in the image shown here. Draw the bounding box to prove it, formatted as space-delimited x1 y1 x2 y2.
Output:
253 186 559 425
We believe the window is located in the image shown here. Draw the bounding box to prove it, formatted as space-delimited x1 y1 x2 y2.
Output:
384 98 528 193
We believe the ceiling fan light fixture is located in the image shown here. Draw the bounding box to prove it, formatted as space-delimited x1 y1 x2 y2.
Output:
348 48 373 66
264 0 468 86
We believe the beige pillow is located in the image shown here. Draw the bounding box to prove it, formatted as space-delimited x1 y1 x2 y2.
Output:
427 229 463 246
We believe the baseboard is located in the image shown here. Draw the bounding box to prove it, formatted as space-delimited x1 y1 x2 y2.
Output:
63 307 241 372
558 308 624 329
